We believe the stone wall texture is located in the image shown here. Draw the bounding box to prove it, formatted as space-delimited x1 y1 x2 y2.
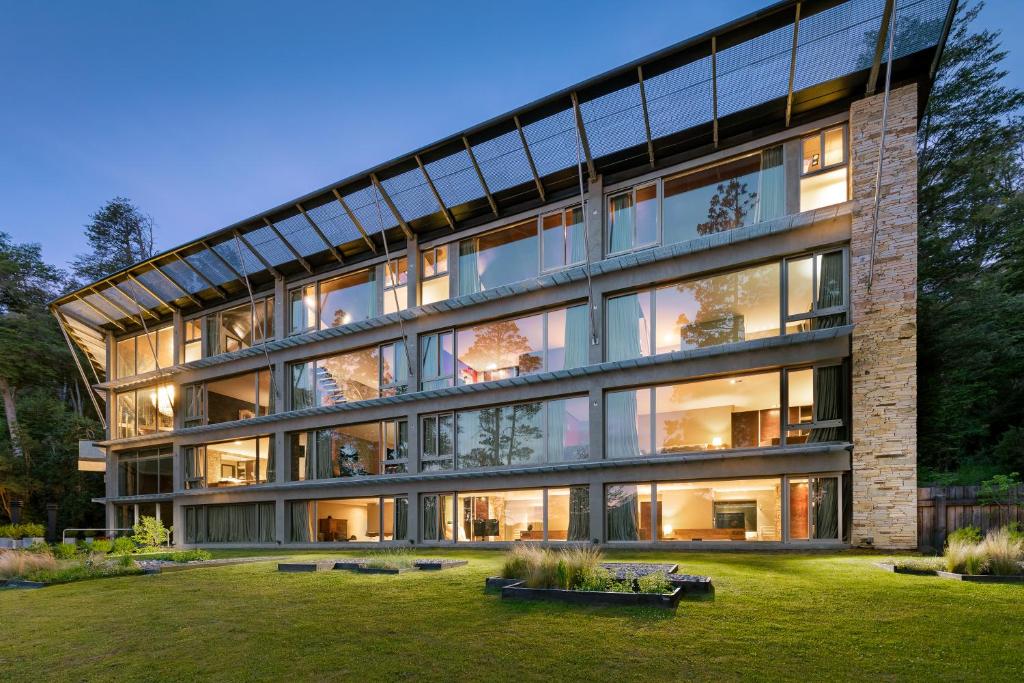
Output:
849 83 918 549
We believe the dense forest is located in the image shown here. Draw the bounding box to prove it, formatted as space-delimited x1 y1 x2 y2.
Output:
0 1 1021 528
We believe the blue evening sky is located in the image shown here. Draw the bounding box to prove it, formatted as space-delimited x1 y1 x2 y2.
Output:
1 0 1021 268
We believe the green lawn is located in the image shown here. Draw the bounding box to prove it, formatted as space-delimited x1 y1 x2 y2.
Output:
2 549 1021 681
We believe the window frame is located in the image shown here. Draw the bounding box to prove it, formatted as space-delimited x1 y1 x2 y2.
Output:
420 395 589 473
606 181 661 258
183 435 273 490
382 257 408 314
781 248 850 330
800 125 848 178
604 365 847 457
182 369 273 428
115 326 174 379
116 446 174 497
287 341 409 410
288 266 378 336
783 472 844 542
115 384 175 439
540 205 586 274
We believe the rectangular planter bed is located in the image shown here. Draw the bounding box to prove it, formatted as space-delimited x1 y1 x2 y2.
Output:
874 562 939 576
485 576 523 590
414 559 468 571
935 571 1024 583
354 566 415 574
667 573 714 595
501 581 684 608
278 561 336 573
2 579 47 589
332 560 369 571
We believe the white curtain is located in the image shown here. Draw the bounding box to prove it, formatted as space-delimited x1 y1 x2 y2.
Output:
757 146 785 222
568 207 586 264
606 390 642 458
458 239 480 295
606 294 644 362
608 194 634 253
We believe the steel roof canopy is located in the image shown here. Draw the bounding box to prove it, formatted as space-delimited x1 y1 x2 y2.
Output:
52 0 956 382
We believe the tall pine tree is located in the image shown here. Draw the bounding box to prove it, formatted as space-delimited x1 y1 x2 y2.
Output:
70 196 155 284
918 1 1024 480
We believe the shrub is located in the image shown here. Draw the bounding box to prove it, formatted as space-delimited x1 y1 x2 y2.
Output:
52 543 78 560
525 550 561 589
575 566 613 592
500 544 544 579
132 516 171 549
637 571 673 594
558 546 603 589
19 523 45 539
980 528 1024 576
947 526 983 545
117 553 136 569
90 539 113 554
364 547 414 570
171 549 212 563
0 549 58 579
0 524 15 539
605 572 636 593
1007 522 1024 545
963 550 990 576
111 537 135 555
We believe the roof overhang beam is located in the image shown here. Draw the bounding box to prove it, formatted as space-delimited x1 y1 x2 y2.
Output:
570 91 597 179
232 230 282 279
295 203 344 263
637 66 656 168
369 174 414 241
866 0 896 95
332 189 377 253
415 155 455 230
462 136 499 217
125 273 178 313
514 114 546 202
173 252 227 298
785 2 802 127
262 218 313 273
74 293 125 331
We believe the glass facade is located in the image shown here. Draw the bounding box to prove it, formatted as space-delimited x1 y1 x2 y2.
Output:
288 418 408 480
184 436 274 489
115 384 175 439
606 478 785 542
289 341 408 409
418 487 590 543
117 446 173 496
184 369 272 427
605 366 846 458
422 396 589 472
289 496 407 543
184 502 276 544
116 327 173 378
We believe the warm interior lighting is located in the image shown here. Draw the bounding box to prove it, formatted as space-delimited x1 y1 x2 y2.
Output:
662 523 673 537
711 436 723 448
800 167 848 212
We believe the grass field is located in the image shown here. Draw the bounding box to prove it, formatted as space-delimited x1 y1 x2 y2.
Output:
2 549 1022 682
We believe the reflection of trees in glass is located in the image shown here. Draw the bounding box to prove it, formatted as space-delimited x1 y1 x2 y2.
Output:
331 308 350 328
326 430 375 477
660 416 690 453
462 320 542 377
321 350 379 403
459 402 543 467
697 178 757 236
675 265 777 350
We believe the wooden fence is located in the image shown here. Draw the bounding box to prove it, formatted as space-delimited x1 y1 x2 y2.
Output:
918 485 1024 551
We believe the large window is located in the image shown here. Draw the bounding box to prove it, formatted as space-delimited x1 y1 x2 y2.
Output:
183 436 274 489
383 257 408 315
289 341 408 410
422 396 589 472
183 369 272 427
607 262 782 361
420 487 589 543
608 147 784 255
606 252 846 362
800 125 848 212
605 366 846 458
116 327 173 378
420 305 588 390
788 475 841 541
288 418 408 480
183 297 274 362
420 245 450 306
458 206 583 296
288 267 377 335
184 502 276 544
606 478 782 542
286 496 408 543
115 384 175 439
117 446 173 496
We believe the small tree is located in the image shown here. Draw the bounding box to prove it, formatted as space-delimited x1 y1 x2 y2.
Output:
978 472 1021 518
132 515 171 549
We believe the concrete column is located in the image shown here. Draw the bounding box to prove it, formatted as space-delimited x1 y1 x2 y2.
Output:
275 494 286 545
587 387 603 462
585 175 605 366
406 494 419 545
588 481 603 543
273 276 287 413
447 240 460 298
848 83 918 550
783 137 802 216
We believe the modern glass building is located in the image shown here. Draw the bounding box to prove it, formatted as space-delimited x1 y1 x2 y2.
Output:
54 0 954 549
